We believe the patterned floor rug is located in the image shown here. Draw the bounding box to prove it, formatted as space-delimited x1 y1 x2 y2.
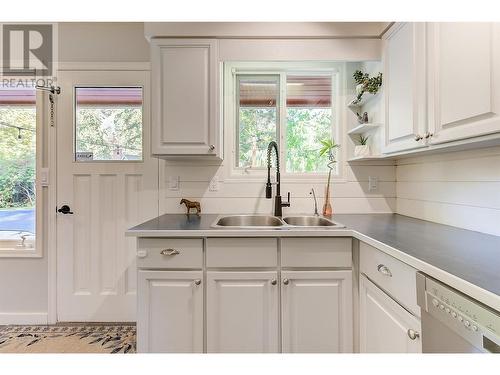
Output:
0 324 136 353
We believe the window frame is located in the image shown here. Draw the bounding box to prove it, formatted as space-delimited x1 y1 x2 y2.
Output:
0 82 43 257
73 85 145 163
224 61 343 182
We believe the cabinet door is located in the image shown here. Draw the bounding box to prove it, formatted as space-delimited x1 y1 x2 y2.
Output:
206 271 279 353
428 23 500 144
281 270 353 353
359 274 421 353
137 270 203 353
383 22 428 154
151 38 221 158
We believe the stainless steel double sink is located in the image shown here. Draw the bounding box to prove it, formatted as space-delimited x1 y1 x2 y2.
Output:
211 214 344 229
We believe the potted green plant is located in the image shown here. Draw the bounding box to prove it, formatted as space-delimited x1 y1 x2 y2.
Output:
353 70 383 104
319 138 340 217
354 134 370 158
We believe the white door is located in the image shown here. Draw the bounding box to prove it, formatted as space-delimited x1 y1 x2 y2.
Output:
383 22 428 154
206 271 279 353
359 275 421 353
137 270 203 353
281 270 353 353
428 23 500 144
56 70 159 321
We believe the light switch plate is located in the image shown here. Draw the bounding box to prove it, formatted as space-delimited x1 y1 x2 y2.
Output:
368 176 378 191
40 168 50 187
209 176 219 191
169 176 180 191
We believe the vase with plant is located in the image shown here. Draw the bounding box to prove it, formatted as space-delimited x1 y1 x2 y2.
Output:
354 134 371 158
319 138 340 217
352 70 383 104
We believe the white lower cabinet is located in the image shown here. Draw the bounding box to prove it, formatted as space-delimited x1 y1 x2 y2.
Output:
281 270 353 353
206 271 279 353
359 274 421 353
137 270 203 353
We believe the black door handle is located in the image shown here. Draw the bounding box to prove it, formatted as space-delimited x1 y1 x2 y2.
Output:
57 205 73 214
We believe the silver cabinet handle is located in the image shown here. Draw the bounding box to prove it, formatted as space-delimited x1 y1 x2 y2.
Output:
160 248 180 256
194 279 202 286
271 279 277 285
414 134 423 141
424 132 433 139
283 278 289 285
377 264 392 277
407 329 420 340
209 145 215 151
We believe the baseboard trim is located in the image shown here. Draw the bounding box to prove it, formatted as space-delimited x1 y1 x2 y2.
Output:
0 312 48 325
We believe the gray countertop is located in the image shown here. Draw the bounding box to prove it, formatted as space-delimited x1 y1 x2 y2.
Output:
128 213 500 307
335 214 500 298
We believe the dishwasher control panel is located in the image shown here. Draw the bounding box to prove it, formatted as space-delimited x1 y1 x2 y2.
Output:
421 275 500 352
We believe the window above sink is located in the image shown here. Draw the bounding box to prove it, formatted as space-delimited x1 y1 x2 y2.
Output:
224 62 342 180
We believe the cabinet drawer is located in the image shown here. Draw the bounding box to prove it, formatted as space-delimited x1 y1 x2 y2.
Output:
137 238 203 269
281 238 351 268
206 238 277 267
360 242 419 316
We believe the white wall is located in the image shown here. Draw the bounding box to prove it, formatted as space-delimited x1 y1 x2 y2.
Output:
396 146 500 236
58 22 149 62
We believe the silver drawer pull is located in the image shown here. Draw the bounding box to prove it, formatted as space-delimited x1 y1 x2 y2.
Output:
270 279 277 285
283 278 290 285
194 279 202 286
407 329 420 340
160 248 180 256
377 264 392 277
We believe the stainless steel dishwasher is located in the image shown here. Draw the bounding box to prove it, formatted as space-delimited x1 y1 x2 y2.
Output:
416 272 500 353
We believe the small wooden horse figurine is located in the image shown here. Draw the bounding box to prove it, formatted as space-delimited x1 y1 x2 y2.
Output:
180 198 201 216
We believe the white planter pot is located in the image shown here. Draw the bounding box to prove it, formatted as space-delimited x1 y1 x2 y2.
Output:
355 83 364 96
354 145 371 158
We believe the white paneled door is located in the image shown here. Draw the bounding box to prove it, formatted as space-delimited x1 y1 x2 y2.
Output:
56 70 159 321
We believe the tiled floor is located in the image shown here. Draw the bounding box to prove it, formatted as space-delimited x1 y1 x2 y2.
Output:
0 324 136 353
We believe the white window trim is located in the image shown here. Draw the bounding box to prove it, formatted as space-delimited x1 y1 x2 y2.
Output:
223 61 345 183
0 86 45 257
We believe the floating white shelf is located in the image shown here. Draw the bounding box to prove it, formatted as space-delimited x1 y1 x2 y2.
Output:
347 92 377 110
347 123 381 136
347 155 387 162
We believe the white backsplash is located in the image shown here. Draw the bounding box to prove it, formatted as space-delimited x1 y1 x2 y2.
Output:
396 146 500 236
160 161 396 216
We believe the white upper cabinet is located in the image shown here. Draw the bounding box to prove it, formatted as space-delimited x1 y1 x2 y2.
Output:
383 22 428 154
150 39 222 159
427 23 500 144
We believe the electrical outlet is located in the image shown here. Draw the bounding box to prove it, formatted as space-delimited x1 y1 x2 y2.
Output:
169 176 180 191
209 176 219 191
368 176 378 191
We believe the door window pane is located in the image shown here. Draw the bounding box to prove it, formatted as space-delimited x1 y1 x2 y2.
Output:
286 75 333 173
75 87 143 161
237 76 279 168
0 86 36 243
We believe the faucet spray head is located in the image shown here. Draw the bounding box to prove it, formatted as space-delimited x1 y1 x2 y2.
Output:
266 182 272 199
